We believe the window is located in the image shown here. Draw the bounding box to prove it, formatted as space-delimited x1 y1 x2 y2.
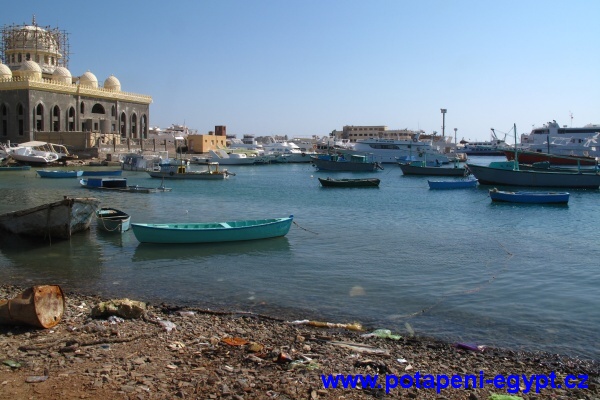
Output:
80 102 85 114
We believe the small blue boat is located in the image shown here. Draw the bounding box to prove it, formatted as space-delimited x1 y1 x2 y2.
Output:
131 215 294 244
82 169 123 177
428 179 478 190
0 165 31 171
489 188 570 204
37 170 83 178
96 207 131 233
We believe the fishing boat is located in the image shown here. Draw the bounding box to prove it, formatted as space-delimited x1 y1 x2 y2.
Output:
96 207 131 233
131 215 294 244
0 197 100 240
0 165 31 171
399 161 467 176
37 170 83 178
489 188 569 204
427 179 478 189
80 177 172 193
81 169 123 177
311 154 383 172
147 162 232 180
318 177 380 187
503 150 597 166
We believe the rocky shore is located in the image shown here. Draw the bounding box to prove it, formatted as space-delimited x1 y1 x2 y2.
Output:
0 284 598 400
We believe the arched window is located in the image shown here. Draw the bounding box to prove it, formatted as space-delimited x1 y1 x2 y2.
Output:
17 103 24 136
111 105 116 117
68 107 75 131
53 105 61 132
120 112 127 137
1 104 8 137
35 103 44 132
140 114 148 139
130 113 137 139
91 104 105 114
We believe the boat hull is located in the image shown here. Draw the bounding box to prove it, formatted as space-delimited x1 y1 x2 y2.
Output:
504 151 597 166
318 178 380 187
399 163 467 176
148 171 227 180
427 180 478 189
489 189 569 204
0 197 100 240
37 170 83 178
311 156 381 172
96 208 131 233
466 163 600 188
81 170 123 176
131 216 293 244
80 178 172 193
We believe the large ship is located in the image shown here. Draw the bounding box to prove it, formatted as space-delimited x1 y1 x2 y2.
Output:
517 120 600 158
339 136 450 164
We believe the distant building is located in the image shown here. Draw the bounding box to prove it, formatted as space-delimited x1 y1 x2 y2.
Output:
0 17 152 148
331 125 416 143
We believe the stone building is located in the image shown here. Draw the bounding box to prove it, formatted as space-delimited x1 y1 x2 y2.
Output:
0 17 152 149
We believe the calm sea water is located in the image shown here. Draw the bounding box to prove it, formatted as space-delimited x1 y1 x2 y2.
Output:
1 157 598 361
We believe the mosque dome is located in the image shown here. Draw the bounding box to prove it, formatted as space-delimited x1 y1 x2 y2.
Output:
52 66 72 84
103 75 121 91
0 63 12 80
19 60 42 80
79 71 98 88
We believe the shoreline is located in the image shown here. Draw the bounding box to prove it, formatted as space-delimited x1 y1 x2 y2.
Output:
1 284 598 399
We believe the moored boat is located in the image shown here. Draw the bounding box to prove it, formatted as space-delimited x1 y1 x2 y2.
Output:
81 169 123 177
0 165 31 171
148 162 232 180
80 178 172 193
489 188 569 204
399 161 467 176
318 177 380 187
96 207 131 233
504 150 597 166
37 170 83 178
311 154 383 172
0 197 100 240
131 215 294 244
427 179 478 190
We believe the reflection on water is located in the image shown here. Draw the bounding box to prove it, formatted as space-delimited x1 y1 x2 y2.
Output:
132 237 291 262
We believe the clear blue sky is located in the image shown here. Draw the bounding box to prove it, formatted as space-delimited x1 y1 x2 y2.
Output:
2 1 598 142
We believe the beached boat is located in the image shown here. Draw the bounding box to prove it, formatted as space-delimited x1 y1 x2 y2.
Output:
399 161 467 176
147 163 232 180
318 177 380 187
311 154 383 172
80 178 172 193
81 169 123 177
427 179 478 190
131 215 294 244
37 170 83 178
0 197 100 240
489 188 569 204
466 162 600 189
95 207 131 233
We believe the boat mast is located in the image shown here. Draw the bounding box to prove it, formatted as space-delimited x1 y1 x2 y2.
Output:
513 123 519 171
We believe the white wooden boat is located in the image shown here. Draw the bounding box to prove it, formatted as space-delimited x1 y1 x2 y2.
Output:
96 207 131 233
0 197 100 240
147 162 232 180
131 215 294 244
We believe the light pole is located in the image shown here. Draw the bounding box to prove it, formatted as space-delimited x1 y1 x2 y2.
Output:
440 108 447 138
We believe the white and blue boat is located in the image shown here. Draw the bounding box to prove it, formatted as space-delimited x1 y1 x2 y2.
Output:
37 170 83 178
81 169 123 177
489 189 569 204
96 207 131 233
131 215 294 244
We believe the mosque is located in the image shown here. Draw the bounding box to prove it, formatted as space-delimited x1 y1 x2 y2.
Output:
0 17 152 149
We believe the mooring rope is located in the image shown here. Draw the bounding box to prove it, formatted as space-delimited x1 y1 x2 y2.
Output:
292 220 318 234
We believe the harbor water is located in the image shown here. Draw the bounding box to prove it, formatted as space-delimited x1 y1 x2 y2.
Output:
1 156 598 361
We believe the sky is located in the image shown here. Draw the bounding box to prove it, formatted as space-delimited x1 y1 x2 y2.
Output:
2 1 599 142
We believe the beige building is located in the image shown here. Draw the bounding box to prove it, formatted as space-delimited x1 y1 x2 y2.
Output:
332 125 416 142
187 134 228 154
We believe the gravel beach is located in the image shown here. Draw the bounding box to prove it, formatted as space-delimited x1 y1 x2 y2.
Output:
0 284 598 400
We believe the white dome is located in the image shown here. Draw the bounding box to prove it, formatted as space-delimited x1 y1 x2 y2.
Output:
19 60 42 80
0 63 12 79
79 71 98 88
52 66 72 84
103 75 121 91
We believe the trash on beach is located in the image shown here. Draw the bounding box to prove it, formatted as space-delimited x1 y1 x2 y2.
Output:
0 285 65 329
289 319 363 331
361 329 402 340
157 319 176 332
25 375 49 383
454 342 486 352
91 298 146 319
107 315 124 324
222 337 249 346
3 360 21 368
327 340 390 355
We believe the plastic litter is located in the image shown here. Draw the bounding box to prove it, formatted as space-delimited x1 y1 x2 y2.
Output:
3 360 21 368
488 395 523 400
361 329 401 340
289 319 363 331
454 342 486 352
157 319 176 332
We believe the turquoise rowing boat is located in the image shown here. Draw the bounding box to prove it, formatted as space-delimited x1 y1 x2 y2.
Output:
131 216 294 244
